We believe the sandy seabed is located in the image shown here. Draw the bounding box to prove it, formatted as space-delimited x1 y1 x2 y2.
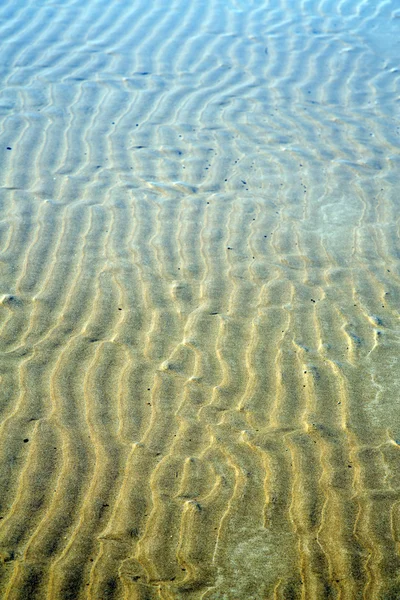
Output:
0 0 400 598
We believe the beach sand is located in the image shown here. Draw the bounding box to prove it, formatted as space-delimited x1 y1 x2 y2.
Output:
0 0 400 598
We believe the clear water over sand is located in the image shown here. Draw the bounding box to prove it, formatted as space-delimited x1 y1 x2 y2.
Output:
0 0 400 598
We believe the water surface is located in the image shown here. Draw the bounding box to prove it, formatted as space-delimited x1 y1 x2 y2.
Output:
0 0 400 598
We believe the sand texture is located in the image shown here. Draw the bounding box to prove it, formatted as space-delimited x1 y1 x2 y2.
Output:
0 0 400 598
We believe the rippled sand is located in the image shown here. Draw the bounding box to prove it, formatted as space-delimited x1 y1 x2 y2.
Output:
0 0 400 598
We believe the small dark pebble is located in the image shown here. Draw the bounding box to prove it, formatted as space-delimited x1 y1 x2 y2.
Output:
6 147 12 150
210 312 219 315
23 439 29 443
2 551 14 562
227 247 232 250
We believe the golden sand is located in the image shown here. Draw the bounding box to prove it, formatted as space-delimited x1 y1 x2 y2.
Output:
0 0 400 598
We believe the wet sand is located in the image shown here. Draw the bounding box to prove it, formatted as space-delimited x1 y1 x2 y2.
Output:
0 0 400 598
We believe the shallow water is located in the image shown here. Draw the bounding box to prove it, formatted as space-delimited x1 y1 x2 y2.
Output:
0 0 400 598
